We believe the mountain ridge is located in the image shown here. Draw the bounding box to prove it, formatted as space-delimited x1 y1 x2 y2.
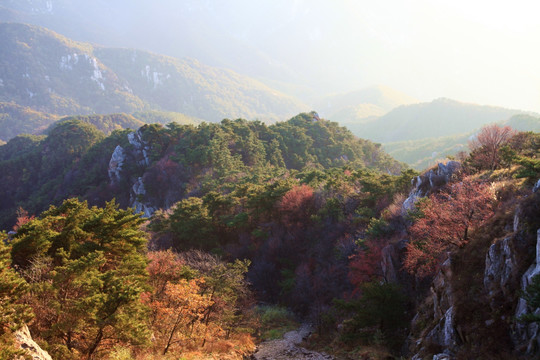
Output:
353 97 534 143
0 22 308 124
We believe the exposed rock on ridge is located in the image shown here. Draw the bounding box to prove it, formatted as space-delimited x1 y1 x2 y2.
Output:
402 161 461 214
107 128 158 216
14 325 52 360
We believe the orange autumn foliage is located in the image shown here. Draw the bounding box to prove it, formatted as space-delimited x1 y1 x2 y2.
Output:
404 178 495 277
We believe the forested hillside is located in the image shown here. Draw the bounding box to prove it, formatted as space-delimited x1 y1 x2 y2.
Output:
1 5 539 360
0 22 307 123
0 102 59 141
385 114 540 170
1 107 540 359
0 112 404 230
354 98 529 143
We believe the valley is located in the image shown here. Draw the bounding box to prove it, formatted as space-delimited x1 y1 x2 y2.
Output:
0 3 539 359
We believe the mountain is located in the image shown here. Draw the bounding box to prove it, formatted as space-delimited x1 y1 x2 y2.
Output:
0 112 405 230
0 23 144 115
354 98 530 143
0 102 59 141
0 103 199 142
0 22 307 123
53 112 198 135
94 47 306 122
384 113 540 170
0 0 387 99
315 85 418 122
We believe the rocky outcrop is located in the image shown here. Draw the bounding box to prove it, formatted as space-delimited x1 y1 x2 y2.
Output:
514 229 540 354
130 176 156 217
127 130 151 167
108 145 126 184
484 236 520 309
107 129 158 216
381 239 409 284
402 161 461 214
533 179 540 193
14 325 52 360
410 256 460 359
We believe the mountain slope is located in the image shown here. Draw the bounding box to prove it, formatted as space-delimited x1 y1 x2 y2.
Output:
0 102 59 141
384 113 540 170
0 112 405 230
0 22 145 115
0 22 307 122
355 98 529 143
315 85 418 121
95 48 306 122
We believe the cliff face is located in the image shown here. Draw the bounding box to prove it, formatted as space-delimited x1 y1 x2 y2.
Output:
399 177 540 358
382 164 540 358
107 128 160 217
514 229 540 354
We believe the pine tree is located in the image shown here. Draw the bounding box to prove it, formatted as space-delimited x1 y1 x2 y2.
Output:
0 232 33 360
11 199 150 359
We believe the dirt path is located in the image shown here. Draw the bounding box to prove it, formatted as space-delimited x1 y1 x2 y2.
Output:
252 324 334 360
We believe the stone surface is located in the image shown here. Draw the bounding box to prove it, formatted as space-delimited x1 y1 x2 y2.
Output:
514 229 540 354
411 256 459 358
14 325 53 360
402 161 461 214
130 177 156 217
108 145 125 183
381 239 409 284
484 237 519 305
533 179 540 193
252 324 333 360
128 130 150 167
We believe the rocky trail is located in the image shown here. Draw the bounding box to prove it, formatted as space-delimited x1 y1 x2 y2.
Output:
252 324 334 360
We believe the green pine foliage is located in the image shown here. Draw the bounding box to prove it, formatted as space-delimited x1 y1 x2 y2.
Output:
0 113 405 231
0 232 33 360
11 198 149 359
520 274 540 323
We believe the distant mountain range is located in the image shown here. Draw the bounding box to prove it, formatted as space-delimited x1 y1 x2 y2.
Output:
0 23 307 122
314 85 418 125
384 113 540 170
353 98 532 143
0 21 538 171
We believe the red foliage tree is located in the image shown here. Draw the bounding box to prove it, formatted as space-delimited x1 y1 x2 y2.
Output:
469 124 516 170
404 178 495 277
278 184 315 226
12 207 35 231
348 239 384 293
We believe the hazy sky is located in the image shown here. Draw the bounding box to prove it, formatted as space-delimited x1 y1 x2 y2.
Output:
335 0 540 112
169 0 540 112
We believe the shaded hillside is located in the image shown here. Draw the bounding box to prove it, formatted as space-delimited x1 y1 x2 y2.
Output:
0 22 307 122
0 102 59 141
0 112 406 230
355 98 528 143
